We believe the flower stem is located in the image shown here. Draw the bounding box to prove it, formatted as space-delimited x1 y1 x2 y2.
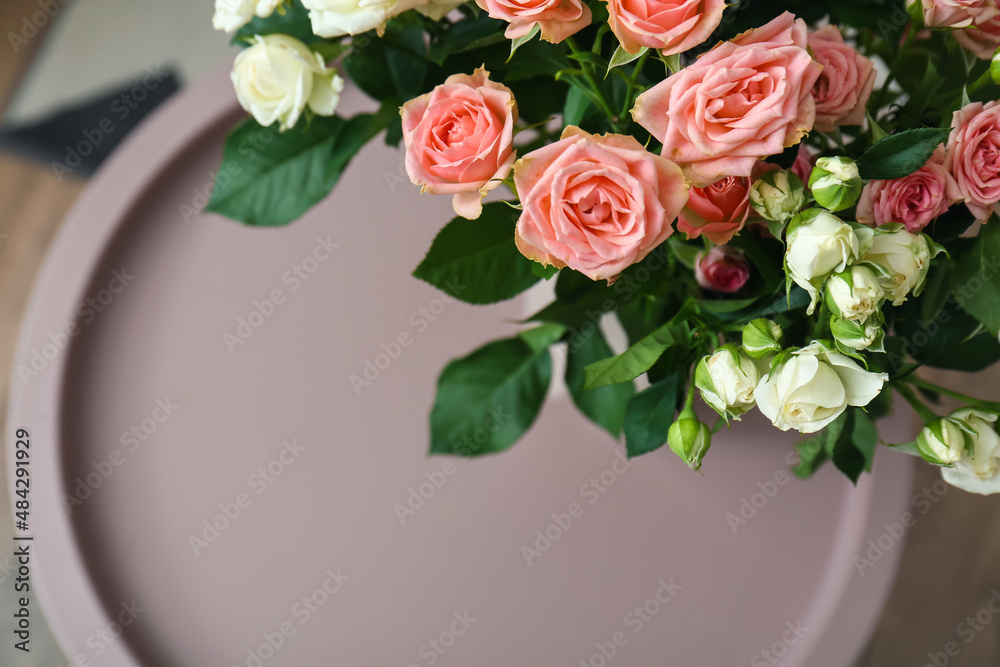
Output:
620 48 652 119
565 36 618 127
902 377 1000 413
894 382 938 425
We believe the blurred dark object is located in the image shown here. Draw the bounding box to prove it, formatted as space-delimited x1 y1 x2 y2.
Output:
0 67 179 178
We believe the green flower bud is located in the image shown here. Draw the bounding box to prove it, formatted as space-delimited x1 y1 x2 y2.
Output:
809 157 863 212
825 265 885 323
742 319 784 359
749 170 806 224
917 417 975 467
830 315 884 352
695 346 760 420
668 407 712 471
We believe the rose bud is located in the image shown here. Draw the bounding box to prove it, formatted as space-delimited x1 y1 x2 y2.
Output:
859 228 936 306
941 410 1000 494
695 246 750 294
695 345 760 420
678 176 752 245
809 157 864 212
830 316 885 352
785 210 868 313
825 265 886 322
749 170 806 226
668 406 712 471
742 319 784 360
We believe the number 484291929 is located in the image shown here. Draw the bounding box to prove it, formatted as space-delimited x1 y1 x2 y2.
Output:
14 428 29 531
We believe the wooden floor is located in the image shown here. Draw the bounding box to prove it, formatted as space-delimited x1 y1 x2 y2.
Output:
2 2 1000 665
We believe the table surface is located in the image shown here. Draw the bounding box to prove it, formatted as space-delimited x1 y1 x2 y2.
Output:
1 3 1000 665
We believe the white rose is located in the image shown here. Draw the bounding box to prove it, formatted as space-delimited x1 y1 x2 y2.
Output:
755 341 888 433
860 228 931 306
916 415 971 466
302 0 417 37
825 265 885 322
214 0 284 33
941 409 1000 494
695 346 760 419
231 34 345 131
785 211 869 314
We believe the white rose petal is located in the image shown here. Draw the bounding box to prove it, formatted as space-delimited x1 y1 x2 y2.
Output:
231 34 343 131
302 0 418 37
826 265 885 322
942 410 1000 494
696 347 760 419
861 229 931 306
756 341 888 434
785 212 863 313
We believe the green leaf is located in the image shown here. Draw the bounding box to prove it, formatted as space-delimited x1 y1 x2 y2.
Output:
659 52 681 75
519 323 566 353
563 85 591 127
566 328 635 437
206 113 386 226
509 24 540 60
792 412 846 479
830 409 879 483
856 128 951 180
232 0 316 45
623 375 680 458
608 45 647 73
531 262 559 280
413 203 541 305
951 218 1000 335
344 18 428 102
427 13 508 65
583 322 677 390
429 337 551 457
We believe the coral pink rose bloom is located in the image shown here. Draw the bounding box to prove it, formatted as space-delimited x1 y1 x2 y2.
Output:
401 68 517 220
808 26 876 133
514 127 689 281
955 12 1000 58
945 100 1000 220
476 0 591 43
606 0 727 56
907 0 999 28
632 12 823 187
857 148 962 232
678 176 751 245
696 246 750 293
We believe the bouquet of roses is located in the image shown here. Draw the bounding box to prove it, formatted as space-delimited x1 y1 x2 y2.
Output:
208 0 1000 493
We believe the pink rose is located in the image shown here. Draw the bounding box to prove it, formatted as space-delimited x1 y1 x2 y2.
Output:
696 246 750 294
514 127 689 281
808 26 876 133
677 176 751 245
908 0 999 28
606 0 727 56
954 13 1000 58
401 68 517 220
632 12 823 187
857 148 962 232
945 100 1000 220
475 0 591 43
